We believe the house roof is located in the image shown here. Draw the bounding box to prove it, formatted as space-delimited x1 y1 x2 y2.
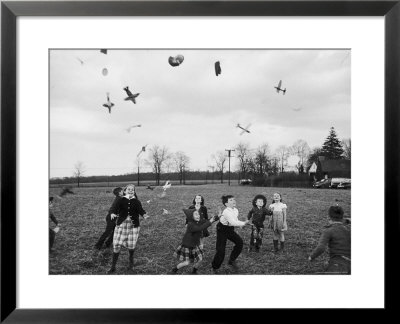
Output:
319 159 351 172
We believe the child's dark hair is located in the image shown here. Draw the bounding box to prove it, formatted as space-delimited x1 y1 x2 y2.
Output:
192 194 205 206
221 195 234 206
328 205 344 220
49 196 54 203
252 194 267 208
113 187 123 196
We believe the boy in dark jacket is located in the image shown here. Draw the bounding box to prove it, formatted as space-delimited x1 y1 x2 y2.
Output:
308 205 351 274
247 194 272 252
49 197 60 252
172 209 218 274
94 187 123 250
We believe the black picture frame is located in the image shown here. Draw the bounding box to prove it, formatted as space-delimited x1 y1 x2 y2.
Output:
1 0 399 322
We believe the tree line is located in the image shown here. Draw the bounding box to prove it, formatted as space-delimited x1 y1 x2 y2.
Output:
54 126 350 186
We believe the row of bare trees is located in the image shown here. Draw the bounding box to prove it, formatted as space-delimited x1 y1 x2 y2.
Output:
71 129 351 185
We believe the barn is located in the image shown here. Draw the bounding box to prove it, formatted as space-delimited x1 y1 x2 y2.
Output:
309 157 351 180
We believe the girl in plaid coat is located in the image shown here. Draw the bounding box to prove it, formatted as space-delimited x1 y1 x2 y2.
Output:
107 184 149 274
172 209 218 274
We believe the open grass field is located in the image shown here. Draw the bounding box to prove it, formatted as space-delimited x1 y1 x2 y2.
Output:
49 184 351 275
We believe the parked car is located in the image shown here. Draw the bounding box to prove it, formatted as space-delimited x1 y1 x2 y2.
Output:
240 179 252 185
331 178 351 189
313 178 332 188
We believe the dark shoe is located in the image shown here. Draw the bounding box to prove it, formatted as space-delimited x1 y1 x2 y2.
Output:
273 240 279 253
228 260 239 271
170 267 178 274
108 252 119 273
280 241 285 252
191 267 198 274
128 250 135 270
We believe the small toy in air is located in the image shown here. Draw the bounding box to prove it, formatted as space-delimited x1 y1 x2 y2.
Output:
123 86 140 104
274 80 286 95
168 54 184 67
236 123 251 135
162 180 171 191
126 125 142 133
100 49 108 54
146 185 154 191
137 144 148 157
103 92 115 114
76 57 84 65
215 61 221 76
102 68 108 76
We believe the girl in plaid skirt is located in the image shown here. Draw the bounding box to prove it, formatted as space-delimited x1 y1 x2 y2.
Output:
107 184 149 274
172 209 218 274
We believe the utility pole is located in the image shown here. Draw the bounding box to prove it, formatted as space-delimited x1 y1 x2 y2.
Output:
225 149 235 186
136 145 147 187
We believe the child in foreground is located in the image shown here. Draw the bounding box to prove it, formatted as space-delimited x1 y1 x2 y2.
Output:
269 192 288 253
211 195 250 273
49 197 60 252
247 194 272 252
107 184 149 274
172 210 218 274
308 205 351 274
94 187 123 250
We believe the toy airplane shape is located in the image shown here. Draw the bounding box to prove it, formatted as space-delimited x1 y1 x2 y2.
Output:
274 80 286 95
123 86 140 104
137 144 148 157
126 125 142 132
236 123 251 135
102 93 115 114
162 180 171 191
146 185 154 191
215 61 221 76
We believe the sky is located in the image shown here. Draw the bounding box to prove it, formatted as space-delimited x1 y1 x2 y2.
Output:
50 49 350 178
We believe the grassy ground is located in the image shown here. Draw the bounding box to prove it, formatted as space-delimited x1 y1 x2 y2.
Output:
49 184 351 275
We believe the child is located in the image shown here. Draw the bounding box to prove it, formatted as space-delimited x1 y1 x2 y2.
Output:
94 187 123 250
269 192 288 253
187 194 209 249
211 195 250 273
107 184 149 274
49 197 60 252
308 205 351 274
172 210 218 274
247 194 272 252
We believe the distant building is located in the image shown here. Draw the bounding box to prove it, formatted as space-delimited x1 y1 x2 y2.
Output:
309 156 351 180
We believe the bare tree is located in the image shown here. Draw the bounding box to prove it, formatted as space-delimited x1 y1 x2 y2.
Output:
290 139 311 173
235 142 252 181
146 145 170 185
342 138 351 160
173 151 190 185
275 145 291 173
73 161 85 187
212 151 227 183
254 143 271 176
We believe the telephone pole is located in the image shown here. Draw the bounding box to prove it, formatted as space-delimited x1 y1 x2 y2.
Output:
225 149 235 186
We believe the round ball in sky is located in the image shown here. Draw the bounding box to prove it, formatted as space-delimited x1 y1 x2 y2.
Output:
102 68 108 76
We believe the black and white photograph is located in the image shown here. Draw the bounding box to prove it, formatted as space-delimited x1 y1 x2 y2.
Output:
49 49 351 275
